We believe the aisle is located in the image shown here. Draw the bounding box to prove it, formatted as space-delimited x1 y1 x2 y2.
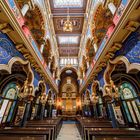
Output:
57 121 82 140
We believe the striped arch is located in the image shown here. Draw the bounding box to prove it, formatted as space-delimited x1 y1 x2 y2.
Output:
104 56 140 85
0 57 34 84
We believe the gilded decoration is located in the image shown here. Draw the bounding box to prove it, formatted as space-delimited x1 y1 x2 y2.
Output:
0 23 13 34
104 0 121 8
104 56 140 85
16 44 43 77
24 6 45 48
103 79 119 100
54 17 83 32
91 81 99 101
42 39 52 65
91 4 113 46
85 38 95 64
38 81 47 105
125 21 140 32
90 43 122 83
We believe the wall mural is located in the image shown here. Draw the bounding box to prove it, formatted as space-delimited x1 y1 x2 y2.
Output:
0 32 24 64
115 30 140 63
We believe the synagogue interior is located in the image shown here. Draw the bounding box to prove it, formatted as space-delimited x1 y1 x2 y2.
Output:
0 0 140 140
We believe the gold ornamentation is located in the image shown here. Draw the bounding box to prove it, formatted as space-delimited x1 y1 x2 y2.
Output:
63 16 73 32
125 21 140 32
40 93 48 105
17 78 34 100
104 79 119 99
0 23 13 33
63 8 73 32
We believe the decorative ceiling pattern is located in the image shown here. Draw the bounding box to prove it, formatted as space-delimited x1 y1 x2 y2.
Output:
59 47 79 56
49 0 87 57
53 17 83 34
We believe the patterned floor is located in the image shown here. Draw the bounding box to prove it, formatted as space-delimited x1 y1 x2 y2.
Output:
57 121 82 140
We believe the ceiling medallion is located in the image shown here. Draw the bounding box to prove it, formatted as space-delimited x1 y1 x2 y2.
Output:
63 8 73 32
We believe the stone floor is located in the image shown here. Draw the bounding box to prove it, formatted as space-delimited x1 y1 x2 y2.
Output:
57 121 82 140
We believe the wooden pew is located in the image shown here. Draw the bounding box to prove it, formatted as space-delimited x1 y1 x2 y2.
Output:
0 127 52 140
26 123 55 140
0 135 47 140
76 117 112 139
26 117 62 139
87 128 140 140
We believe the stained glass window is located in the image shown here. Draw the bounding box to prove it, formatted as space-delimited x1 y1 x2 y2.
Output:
53 0 83 8
60 57 78 66
58 36 79 44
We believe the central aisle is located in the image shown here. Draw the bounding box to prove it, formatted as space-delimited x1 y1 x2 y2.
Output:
57 121 82 140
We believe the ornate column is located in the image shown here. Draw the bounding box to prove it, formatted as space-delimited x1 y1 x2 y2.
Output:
48 98 53 117
104 81 119 128
93 36 98 53
91 95 99 118
86 57 90 68
108 3 116 15
93 43 98 53
82 67 86 78
52 68 56 79
40 44 45 53
19 79 34 126
40 93 47 120
21 4 30 16
55 69 60 85
48 58 52 70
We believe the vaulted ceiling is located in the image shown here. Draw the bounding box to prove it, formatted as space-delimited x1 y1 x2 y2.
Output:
49 0 87 57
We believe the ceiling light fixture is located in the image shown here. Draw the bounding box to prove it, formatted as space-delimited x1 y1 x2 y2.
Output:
63 7 73 32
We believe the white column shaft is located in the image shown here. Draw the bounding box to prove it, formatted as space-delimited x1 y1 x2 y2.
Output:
21 4 30 16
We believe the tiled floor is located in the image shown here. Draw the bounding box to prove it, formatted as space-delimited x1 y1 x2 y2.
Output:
57 121 82 140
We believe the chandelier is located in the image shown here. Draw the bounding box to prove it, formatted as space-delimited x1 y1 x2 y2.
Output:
63 8 73 32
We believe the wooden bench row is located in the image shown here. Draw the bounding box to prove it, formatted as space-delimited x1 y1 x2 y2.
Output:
0 117 62 140
26 117 62 140
76 117 140 140
76 117 112 139
0 127 51 140
87 128 140 140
